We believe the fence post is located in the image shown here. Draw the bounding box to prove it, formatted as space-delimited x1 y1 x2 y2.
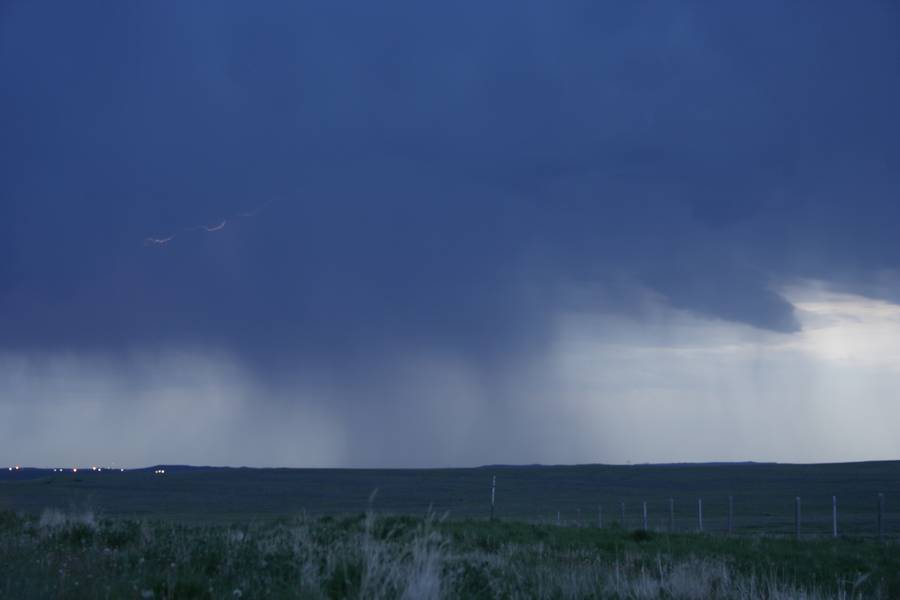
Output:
642 501 648 531
728 496 734 535
598 505 602 528
698 498 703 532
832 496 838 538
795 496 801 540
621 501 626 528
490 475 496 521
878 493 885 543
669 498 675 532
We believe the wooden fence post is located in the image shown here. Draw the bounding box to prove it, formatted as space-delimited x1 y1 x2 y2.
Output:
642 501 648 531
490 475 496 521
832 496 838 538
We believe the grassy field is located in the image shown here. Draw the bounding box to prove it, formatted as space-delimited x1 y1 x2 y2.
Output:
2 509 899 599
2 462 898 537
3 462 899 598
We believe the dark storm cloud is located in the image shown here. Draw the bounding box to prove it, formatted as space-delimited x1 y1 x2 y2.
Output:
2 1 900 368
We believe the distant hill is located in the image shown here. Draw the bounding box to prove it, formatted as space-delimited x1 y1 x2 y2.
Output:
0 468 57 482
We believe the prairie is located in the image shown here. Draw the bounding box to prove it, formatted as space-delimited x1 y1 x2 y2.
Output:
2 509 899 599
2 462 898 536
3 462 899 598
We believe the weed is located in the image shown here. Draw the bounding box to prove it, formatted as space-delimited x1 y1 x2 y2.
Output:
1 511 897 598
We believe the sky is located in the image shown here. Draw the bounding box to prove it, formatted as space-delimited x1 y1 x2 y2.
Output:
2 2 900 468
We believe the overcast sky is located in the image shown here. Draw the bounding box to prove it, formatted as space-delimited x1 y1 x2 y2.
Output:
2 2 900 468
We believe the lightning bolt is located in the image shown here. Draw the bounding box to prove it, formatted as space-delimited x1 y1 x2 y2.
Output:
144 235 175 246
195 220 227 232
145 199 275 248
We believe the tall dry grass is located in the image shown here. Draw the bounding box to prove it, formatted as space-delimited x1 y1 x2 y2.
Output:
0 509 888 598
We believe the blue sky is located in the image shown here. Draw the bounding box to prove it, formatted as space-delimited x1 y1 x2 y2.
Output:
2 2 900 467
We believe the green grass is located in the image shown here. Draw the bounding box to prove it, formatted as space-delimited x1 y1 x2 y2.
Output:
3 462 899 597
2 462 898 537
2 510 899 599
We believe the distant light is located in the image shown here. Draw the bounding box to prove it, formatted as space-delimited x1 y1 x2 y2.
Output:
120 468 125 472
73 468 78 473
15 465 20 470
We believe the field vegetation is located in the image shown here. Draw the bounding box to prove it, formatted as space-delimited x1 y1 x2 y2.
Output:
3 462 899 537
3 463 899 597
2 508 899 599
